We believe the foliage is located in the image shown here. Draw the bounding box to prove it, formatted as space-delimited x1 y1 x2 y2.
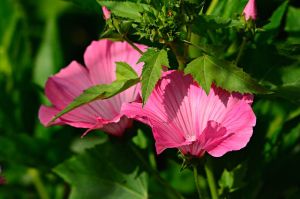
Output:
0 0 300 199
139 48 169 104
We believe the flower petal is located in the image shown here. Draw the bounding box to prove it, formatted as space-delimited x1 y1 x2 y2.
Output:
39 105 96 129
44 61 102 124
123 70 256 157
39 106 64 126
122 102 188 154
123 71 202 153
45 61 92 108
84 40 146 84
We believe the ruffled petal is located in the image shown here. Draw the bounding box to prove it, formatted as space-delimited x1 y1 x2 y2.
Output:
179 121 230 157
39 106 64 126
208 103 255 157
44 61 102 124
39 105 96 129
195 85 255 135
122 102 188 154
102 116 133 136
45 61 92 108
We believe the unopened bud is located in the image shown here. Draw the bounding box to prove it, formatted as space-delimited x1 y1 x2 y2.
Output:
243 0 257 20
102 6 111 20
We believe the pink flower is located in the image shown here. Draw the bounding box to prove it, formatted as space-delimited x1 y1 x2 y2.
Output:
102 6 111 20
243 0 257 20
122 71 256 157
39 39 146 136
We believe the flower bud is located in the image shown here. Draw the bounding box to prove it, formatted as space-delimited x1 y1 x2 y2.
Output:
102 6 111 20
243 0 257 20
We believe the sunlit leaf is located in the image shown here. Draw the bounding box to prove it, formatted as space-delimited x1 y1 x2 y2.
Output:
218 164 246 196
185 55 268 94
97 1 152 22
116 62 138 80
139 48 169 104
285 6 300 32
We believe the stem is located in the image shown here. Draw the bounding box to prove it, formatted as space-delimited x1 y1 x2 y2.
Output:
123 36 143 55
204 162 219 199
184 25 192 61
235 37 247 65
193 165 202 199
28 168 50 199
181 40 209 54
168 42 186 71
206 0 219 15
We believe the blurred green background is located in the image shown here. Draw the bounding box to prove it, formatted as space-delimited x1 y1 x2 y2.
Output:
0 0 105 198
1 0 300 199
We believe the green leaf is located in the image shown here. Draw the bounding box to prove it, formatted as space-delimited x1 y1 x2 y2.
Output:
54 141 148 199
132 129 147 149
272 65 300 103
282 123 300 151
285 6 300 32
193 15 243 35
50 78 139 123
264 1 288 31
256 1 289 43
285 6 300 43
208 0 245 18
185 55 268 94
97 1 151 22
139 48 169 104
218 164 246 195
116 62 138 80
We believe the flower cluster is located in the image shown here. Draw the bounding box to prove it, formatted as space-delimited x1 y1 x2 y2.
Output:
39 38 256 158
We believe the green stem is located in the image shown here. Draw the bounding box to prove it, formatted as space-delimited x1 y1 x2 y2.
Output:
206 0 219 15
193 165 202 199
235 37 247 65
184 25 192 61
181 40 209 54
123 36 143 55
28 168 50 199
204 162 219 199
